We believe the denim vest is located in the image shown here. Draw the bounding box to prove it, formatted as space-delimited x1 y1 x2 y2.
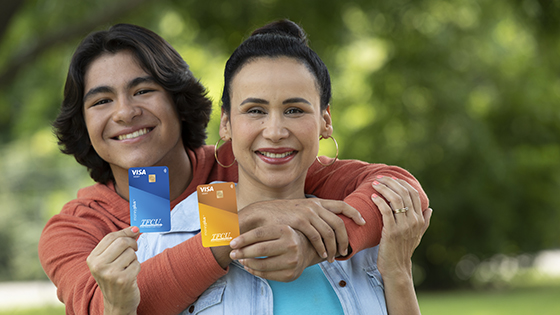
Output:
137 188 388 315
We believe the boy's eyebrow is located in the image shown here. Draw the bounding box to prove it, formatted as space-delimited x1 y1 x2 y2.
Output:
127 76 156 90
83 86 113 103
83 76 156 103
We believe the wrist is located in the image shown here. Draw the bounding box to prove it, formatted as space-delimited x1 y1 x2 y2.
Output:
381 264 413 284
103 300 137 315
237 205 262 233
210 246 233 269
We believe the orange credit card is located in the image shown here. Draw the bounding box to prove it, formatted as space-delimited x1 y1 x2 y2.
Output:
197 182 239 247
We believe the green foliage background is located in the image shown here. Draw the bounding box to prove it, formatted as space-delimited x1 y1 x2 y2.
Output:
0 0 559 289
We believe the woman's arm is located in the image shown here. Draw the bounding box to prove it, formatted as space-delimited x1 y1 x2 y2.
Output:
371 176 433 315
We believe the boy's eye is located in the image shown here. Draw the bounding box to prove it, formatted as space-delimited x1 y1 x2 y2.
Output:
92 99 111 106
135 89 153 96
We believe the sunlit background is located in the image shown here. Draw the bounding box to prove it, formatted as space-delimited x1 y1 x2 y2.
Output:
0 0 559 313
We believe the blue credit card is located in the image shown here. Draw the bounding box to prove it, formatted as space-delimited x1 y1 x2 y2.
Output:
128 166 170 232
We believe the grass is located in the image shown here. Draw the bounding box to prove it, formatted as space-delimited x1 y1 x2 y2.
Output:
0 305 65 315
418 285 560 315
1 285 559 314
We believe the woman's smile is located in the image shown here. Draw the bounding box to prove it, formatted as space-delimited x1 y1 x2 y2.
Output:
220 56 333 197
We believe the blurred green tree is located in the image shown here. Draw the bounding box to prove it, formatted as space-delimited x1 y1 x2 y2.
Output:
0 0 558 289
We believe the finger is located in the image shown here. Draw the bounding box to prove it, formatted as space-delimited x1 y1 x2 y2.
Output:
238 255 294 273
243 264 299 282
124 259 141 278
376 177 416 214
231 239 287 261
90 227 140 257
230 227 286 260
286 205 334 260
422 208 433 233
316 210 348 259
316 199 366 225
372 180 406 213
113 247 140 270
91 232 140 265
372 193 396 228
391 178 422 216
294 220 329 260
230 226 282 250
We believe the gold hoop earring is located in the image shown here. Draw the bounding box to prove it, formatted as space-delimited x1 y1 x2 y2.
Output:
316 135 338 167
214 138 236 168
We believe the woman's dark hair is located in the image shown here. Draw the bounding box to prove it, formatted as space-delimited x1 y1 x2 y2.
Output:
221 19 331 113
54 23 212 184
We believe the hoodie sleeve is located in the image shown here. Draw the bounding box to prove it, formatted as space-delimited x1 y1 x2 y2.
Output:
38 184 227 315
305 158 429 259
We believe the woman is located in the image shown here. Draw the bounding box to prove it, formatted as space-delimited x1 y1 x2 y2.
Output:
137 20 431 314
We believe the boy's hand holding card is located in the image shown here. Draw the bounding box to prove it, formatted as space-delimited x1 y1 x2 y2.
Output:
197 182 240 247
129 166 170 233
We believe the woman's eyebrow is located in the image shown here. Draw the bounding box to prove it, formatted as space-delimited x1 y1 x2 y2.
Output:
283 97 311 105
240 97 269 105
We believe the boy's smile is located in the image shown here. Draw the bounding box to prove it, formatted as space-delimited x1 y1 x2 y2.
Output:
83 50 186 193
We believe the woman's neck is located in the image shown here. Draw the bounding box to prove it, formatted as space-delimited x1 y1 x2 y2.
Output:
235 174 307 210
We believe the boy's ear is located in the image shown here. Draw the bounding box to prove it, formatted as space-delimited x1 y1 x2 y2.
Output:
321 105 333 138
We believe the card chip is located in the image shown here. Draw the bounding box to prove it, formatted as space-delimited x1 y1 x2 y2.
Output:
216 190 224 198
149 174 156 183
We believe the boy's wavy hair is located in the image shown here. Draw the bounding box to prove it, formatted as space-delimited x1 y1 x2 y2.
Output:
54 24 212 184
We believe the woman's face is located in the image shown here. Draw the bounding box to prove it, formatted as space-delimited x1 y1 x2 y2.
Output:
221 56 332 192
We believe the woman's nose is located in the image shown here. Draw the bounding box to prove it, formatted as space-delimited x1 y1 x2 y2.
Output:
262 113 289 142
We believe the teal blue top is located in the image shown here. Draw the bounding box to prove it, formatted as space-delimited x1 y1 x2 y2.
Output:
267 264 344 314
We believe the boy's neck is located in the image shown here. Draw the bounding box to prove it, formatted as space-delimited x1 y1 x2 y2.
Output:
111 149 192 202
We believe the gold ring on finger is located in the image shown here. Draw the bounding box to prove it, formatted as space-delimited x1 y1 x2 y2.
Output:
394 207 409 214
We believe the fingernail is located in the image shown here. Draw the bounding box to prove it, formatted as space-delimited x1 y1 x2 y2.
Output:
322 252 328 259
342 248 348 256
359 217 366 224
230 251 237 259
391 176 398 180
131 226 139 233
376 175 384 179
373 181 380 185
230 239 238 248
372 193 378 199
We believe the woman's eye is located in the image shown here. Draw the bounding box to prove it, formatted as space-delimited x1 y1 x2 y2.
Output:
285 108 304 115
247 108 266 115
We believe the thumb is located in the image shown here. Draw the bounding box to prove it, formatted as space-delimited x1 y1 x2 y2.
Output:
422 208 433 233
125 226 141 238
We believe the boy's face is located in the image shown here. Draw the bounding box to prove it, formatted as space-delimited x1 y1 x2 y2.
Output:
82 50 184 180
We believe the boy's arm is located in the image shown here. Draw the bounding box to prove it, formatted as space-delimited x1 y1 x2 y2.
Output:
39 206 227 315
305 157 429 258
